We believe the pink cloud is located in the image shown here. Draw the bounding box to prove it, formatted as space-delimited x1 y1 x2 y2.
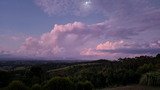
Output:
96 40 127 50
18 18 160 59
10 36 20 41
18 4 160 59
0 45 11 55
18 21 115 58
0 35 21 41
18 22 93 58
81 40 160 59
96 40 160 55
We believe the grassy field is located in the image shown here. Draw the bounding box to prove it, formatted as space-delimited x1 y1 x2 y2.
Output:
98 85 160 90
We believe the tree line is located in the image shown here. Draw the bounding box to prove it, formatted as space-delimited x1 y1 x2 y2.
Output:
0 54 160 90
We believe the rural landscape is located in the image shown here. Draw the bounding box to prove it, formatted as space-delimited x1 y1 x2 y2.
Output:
0 54 160 90
0 0 160 90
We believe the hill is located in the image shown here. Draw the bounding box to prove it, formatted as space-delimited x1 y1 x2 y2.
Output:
0 54 160 90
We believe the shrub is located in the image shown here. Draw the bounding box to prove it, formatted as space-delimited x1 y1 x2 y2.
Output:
139 72 160 86
7 80 29 90
137 64 154 74
76 81 93 90
31 84 41 90
43 77 74 90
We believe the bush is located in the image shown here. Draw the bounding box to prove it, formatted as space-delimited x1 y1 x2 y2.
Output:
76 81 93 90
7 80 29 90
137 64 154 75
90 73 106 88
139 72 160 86
31 84 41 90
43 77 74 90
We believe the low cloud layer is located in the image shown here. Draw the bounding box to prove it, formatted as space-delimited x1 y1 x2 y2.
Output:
96 40 160 54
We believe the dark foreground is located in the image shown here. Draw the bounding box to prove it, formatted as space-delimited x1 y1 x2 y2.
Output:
0 54 160 90
99 85 160 90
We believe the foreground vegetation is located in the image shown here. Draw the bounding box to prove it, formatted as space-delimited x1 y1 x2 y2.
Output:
0 54 160 90
99 85 160 90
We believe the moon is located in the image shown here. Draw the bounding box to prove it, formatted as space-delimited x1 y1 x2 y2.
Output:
83 0 91 8
85 1 91 5
79 0 92 13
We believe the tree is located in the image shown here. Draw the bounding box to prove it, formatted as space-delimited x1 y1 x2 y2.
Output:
76 81 93 90
156 54 160 59
90 73 106 88
31 84 41 90
137 64 154 75
7 80 29 90
43 77 74 90
139 72 160 86
25 66 45 86
29 66 43 77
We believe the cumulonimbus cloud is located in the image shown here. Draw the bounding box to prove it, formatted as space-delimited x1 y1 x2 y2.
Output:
18 22 102 58
17 0 160 59
18 17 160 59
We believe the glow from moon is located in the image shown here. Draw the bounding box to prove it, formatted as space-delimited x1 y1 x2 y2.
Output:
83 0 91 8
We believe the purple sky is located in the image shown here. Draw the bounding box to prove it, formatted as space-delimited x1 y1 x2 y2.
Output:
0 0 160 60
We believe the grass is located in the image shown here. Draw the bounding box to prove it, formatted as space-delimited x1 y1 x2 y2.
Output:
98 85 160 90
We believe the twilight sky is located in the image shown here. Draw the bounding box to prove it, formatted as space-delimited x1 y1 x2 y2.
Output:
0 0 160 60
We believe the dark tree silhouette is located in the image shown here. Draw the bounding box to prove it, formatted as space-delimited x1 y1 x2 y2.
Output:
76 81 93 90
43 77 74 90
7 80 29 90
140 72 160 86
31 84 41 90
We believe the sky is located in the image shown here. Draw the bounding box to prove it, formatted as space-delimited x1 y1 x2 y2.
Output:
0 0 160 60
